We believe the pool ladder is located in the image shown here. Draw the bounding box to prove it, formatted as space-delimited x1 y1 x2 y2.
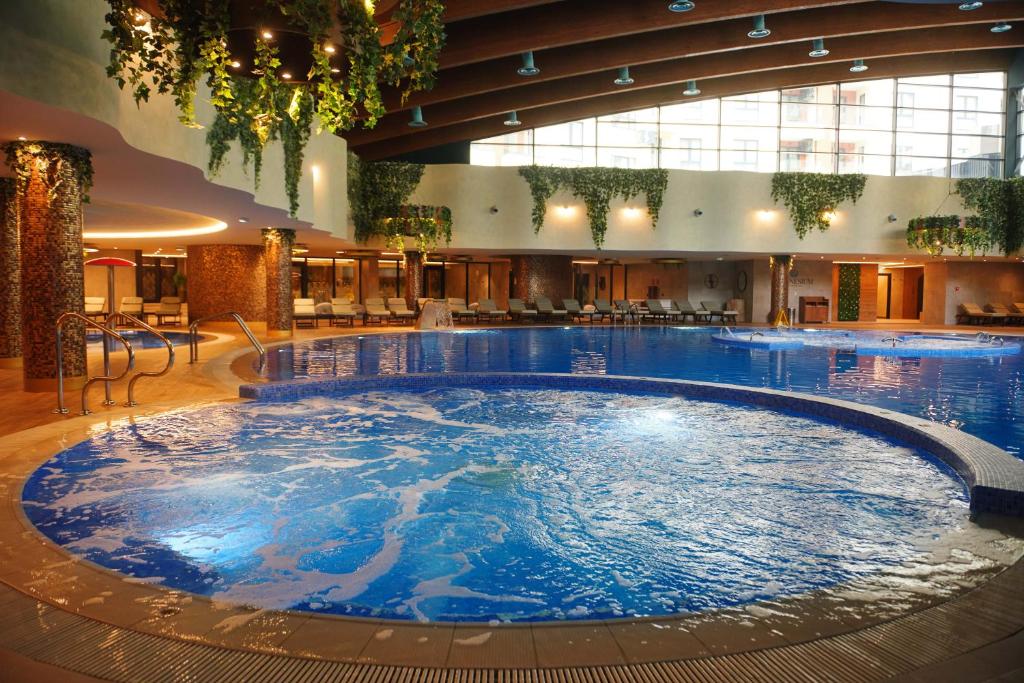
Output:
881 336 905 348
189 311 266 370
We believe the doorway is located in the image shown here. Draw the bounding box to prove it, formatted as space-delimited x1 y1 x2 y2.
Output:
876 273 891 319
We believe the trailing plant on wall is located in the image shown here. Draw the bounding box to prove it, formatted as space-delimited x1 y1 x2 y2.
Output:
2 141 94 204
836 263 861 322
517 166 669 249
905 214 992 256
380 205 453 253
770 172 867 239
102 0 445 216
348 152 433 246
1006 177 1024 255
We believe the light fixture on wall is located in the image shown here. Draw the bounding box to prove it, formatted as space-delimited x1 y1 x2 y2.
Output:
683 80 701 96
408 106 427 128
992 22 1012 33
747 15 770 39
887 213 898 223
808 38 829 58
850 59 869 73
517 51 540 76
504 111 522 127
614 67 635 86
693 208 704 217
958 1 983 10
668 0 695 11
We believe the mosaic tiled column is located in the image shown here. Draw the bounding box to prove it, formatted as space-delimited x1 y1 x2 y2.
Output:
262 228 295 337
769 254 792 325
0 178 20 368
404 250 424 309
185 245 266 324
511 255 574 303
7 142 91 391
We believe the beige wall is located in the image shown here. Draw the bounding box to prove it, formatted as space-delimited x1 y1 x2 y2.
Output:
624 263 688 301
942 261 1024 323
410 166 966 256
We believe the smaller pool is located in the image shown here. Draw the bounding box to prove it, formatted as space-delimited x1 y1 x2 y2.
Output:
714 328 1020 357
87 330 199 350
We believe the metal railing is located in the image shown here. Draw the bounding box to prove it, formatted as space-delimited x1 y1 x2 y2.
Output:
106 312 175 406
188 312 265 369
54 312 135 415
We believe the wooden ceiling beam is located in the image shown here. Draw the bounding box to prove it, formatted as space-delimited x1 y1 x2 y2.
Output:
438 0 871 68
352 49 1015 160
381 0 1023 111
349 24 1022 146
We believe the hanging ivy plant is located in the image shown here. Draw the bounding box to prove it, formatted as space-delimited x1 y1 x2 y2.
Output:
347 152 427 244
770 172 867 239
380 205 453 253
955 177 1020 256
517 166 669 249
906 214 993 257
2 141 94 204
102 0 446 216
1006 177 1024 255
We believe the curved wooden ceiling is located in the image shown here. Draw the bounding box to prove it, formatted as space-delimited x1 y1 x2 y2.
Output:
347 0 1024 160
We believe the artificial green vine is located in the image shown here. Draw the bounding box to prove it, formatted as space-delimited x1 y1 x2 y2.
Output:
955 177 1023 255
905 215 992 256
381 205 453 253
348 152 430 245
770 172 867 239
517 166 669 249
102 0 446 216
2 141 94 204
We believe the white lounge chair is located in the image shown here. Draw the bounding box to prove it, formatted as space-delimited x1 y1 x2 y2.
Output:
293 298 317 328
330 298 358 326
84 296 106 320
447 298 478 323
387 297 417 324
364 297 391 325
152 296 182 325
508 298 537 322
477 298 508 323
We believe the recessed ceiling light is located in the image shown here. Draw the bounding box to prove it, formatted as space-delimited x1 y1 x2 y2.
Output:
281 71 292 80
408 106 427 128
504 111 522 127
517 51 540 76
850 59 869 73
238 217 249 223
992 22 1012 33
324 44 336 54
17 136 26 141
683 79 701 96
668 0 695 11
808 38 829 58
262 30 273 39
614 66 634 86
230 60 241 68
747 14 770 39
959 1 983 10
330 67 340 74
84 223 229 239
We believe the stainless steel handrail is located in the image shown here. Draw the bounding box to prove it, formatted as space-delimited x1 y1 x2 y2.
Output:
55 312 135 415
106 312 175 406
188 311 266 369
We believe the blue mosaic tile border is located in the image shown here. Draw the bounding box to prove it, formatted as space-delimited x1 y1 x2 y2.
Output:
239 373 1024 518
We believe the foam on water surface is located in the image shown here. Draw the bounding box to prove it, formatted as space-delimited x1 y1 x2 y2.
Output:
24 387 973 622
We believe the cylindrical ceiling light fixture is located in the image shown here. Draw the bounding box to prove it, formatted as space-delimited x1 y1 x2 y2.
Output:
748 14 770 39
614 67 635 85
517 51 540 76
408 106 427 128
683 79 701 96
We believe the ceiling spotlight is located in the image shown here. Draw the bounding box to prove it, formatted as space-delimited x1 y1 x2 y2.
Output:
230 60 241 68
808 38 829 58
614 67 634 86
408 106 427 128
517 51 540 76
668 0 695 11
324 44 336 54
238 217 249 223
683 79 701 96
17 136 27 141
992 22 1012 33
504 111 522 127
748 14 771 39
281 71 292 80
958 1 983 10
330 67 340 74
261 29 273 40
850 59 869 73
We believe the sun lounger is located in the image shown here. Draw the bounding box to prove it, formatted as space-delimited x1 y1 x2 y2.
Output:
593 298 614 322
329 298 358 326
477 298 508 323
508 298 538 322
563 298 594 323
152 296 182 325
645 299 672 323
447 298 478 323
957 302 1004 325
387 297 417 324
293 298 317 328
364 297 391 325
535 296 567 320
701 300 739 323
84 296 106 321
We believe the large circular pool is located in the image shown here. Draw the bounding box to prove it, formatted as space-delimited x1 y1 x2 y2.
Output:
23 383 971 623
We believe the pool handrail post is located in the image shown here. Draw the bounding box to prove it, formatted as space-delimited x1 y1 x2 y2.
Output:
189 311 266 370
106 312 175 406
54 312 135 415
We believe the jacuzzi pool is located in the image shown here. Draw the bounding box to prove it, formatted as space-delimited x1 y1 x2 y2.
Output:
22 380 972 623
86 329 199 350
259 327 1024 458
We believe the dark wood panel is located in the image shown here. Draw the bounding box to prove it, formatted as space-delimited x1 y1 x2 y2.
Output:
352 49 1015 159
350 24 1021 146
384 0 1023 111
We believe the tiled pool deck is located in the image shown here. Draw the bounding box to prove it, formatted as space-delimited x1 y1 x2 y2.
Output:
0 324 1022 681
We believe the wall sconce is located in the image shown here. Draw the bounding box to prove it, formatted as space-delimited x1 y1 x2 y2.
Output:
887 214 898 223
821 210 838 224
693 208 704 217
556 205 574 217
623 206 641 218
756 209 775 222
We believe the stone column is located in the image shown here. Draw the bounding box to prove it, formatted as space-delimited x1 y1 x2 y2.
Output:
6 142 91 391
404 250 424 308
262 228 295 337
0 178 20 368
510 255 574 303
769 254 792 325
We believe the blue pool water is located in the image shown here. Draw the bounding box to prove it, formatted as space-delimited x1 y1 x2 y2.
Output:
262 328 1024 458
23 386 967 622
87 330 197 349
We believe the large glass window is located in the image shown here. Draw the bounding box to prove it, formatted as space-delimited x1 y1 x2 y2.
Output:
470 71 1006 178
